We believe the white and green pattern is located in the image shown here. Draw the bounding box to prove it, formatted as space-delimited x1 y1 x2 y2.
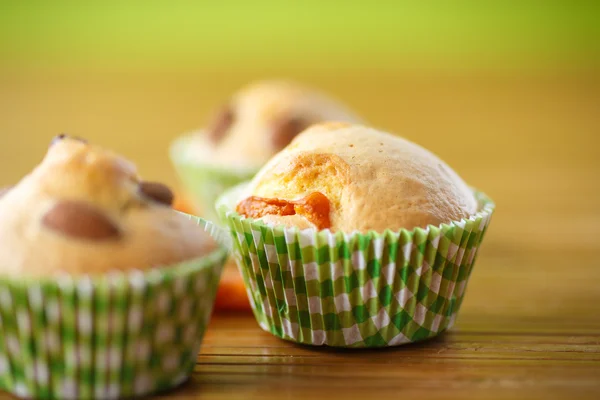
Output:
0 218 227 400
218 186 494 348
170 135 258 224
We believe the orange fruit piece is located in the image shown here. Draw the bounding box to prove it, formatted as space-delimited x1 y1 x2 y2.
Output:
214 261 252 312
173 193 196 214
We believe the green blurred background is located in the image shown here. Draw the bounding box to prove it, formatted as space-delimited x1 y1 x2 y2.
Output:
0 1 599 250
1 1 599 71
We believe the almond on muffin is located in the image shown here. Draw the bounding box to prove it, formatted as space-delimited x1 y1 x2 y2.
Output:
0 135 217 276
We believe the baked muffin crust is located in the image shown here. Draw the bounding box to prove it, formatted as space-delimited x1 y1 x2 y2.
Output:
238 123 478 232
0 136 216 276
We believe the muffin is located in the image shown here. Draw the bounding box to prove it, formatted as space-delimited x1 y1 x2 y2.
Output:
170 79 362 222
0 136 227 399
218 123 494 348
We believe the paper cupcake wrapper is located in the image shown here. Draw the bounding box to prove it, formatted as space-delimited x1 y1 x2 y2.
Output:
0 216 227 400
170 135 258 225
218 186 494 348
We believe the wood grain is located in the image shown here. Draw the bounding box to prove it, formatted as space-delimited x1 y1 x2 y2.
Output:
0 67 599 399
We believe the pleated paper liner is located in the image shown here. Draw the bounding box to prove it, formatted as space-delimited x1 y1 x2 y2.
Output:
217 184 495 348
0 215 227 400
170 135 259 225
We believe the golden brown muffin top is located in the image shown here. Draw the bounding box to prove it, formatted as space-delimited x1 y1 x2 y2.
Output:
0 136 217 277
236 123 477 232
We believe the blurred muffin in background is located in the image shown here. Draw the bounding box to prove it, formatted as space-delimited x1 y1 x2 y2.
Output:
188 80 363 169
170 79 362 312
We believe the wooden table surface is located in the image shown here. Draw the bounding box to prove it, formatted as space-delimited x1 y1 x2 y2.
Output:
1 67 599 399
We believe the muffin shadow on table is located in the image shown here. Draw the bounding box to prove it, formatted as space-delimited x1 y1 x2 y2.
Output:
0 136 227 399
217 123 495 348
287 324 454 354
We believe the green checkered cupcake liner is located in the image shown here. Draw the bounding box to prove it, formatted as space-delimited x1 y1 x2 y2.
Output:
170 134 259 225
0 214 227 400
217 184 494 348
